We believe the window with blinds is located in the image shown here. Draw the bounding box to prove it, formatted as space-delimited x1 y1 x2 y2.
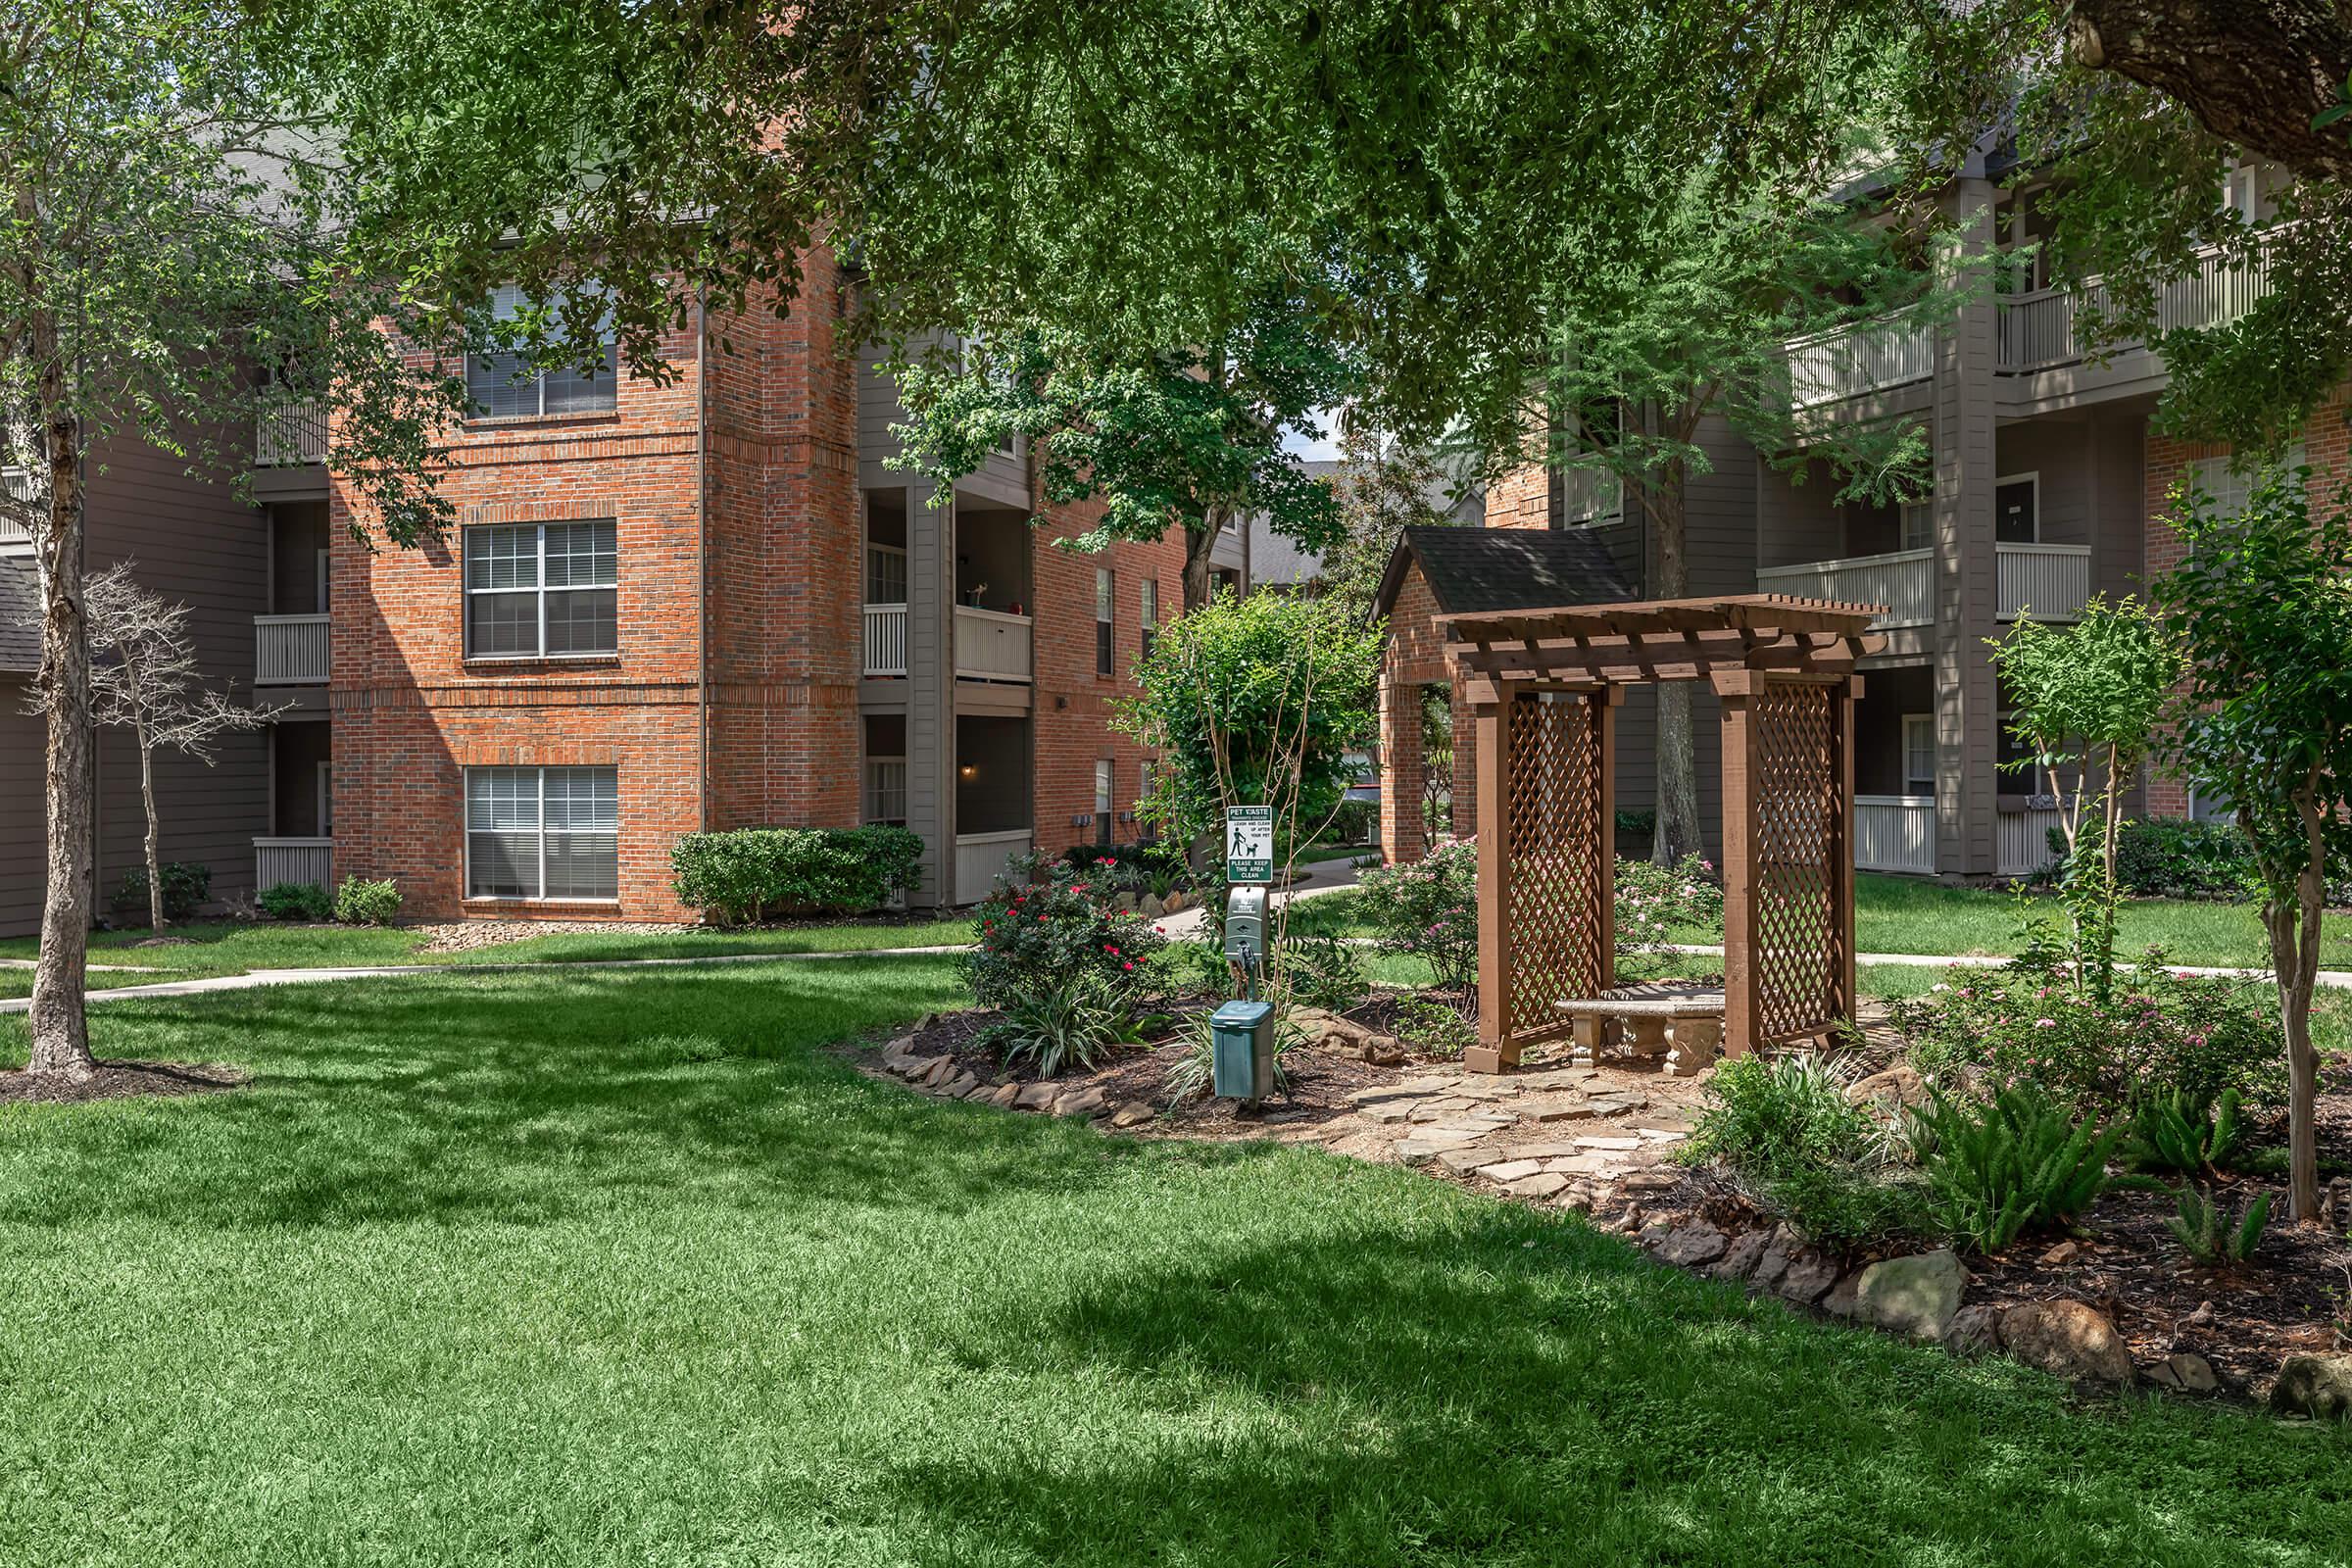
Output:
2188 445 2306 517
465 519 617 658
466 766 619 900
1095 566 1114 676
466 283 618 417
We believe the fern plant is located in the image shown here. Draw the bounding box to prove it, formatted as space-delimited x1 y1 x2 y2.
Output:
2167 1185 2272 1268
2121 1088 2246 1177
1917 1085 2121 1251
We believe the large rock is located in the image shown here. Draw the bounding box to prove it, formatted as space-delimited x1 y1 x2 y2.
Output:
1853 1249 1965 1341
1999 1299 2134 1384
1054 1086 1109 1118
1706 1228 1772 1282
2269 1355 2352 1420
1013 1081 1060 1112
1943 1304 2002 1356
1819 1270 1863 1319
1749 1226 1803 1293
1653 1221 1731 1268
2147 1352 2219 1394
1846 1063 1929 1109
1776 1251 1841 1306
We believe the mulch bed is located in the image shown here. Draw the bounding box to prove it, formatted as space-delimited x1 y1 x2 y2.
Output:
0 1059 250 1106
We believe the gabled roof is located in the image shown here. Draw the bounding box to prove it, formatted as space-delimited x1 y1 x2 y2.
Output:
1372 524 1636 622
0 556 39 675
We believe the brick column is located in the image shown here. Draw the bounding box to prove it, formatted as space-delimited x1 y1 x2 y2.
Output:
1379 674 1425 866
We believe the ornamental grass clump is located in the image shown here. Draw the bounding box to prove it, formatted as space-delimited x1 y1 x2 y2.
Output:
1682 1054 1936 1248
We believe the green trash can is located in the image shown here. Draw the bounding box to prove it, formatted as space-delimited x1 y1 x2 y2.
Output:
1210 999 1275 1102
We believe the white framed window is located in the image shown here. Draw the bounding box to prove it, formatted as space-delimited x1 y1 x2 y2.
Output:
465 519 617 659
466 283 617 418
863 756 907 825
2188 444 2306 517
1140 578 1158 660
1899 498 1935 552
1095 758 1114 845
1095 566 1115 677
465 765 618 901
1902 714 1936 797
2222 165 2260 221
864 542 907 605
2188 786 2237 826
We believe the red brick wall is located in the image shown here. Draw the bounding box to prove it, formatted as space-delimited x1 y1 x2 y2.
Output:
1378 561 1477 863
1028 496 1185 860
2139 386 2352 815
329 305 709 921
1487 460 1549 532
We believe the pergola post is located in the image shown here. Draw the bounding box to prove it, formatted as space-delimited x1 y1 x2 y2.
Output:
1470 693 1514 1073
1713 670 1759 1060
1833 674 1860 1025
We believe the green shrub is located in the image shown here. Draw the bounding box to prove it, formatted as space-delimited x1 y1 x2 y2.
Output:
1915 1085 2119 1251
977 969 1148 1078
1886 948 2281 1113
1142 938 1229 1000
2166 1184 2272 1267
1283 932 1369 1013
1325 798 1377 846
669 825 923 924
2120 1088 2247 1177
258 881 334 922
1682 1055 1933 1247
1614 852 1723 964
2110 816 2260 902
1355 837 1478 994
333 875 403 926
1392 996 1476 1057
111 861 212 924
966 853 1166 1006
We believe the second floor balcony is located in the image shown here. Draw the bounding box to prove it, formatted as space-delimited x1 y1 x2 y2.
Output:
256 401 327 467
1756 541 2093 630
255 612 330 684
1996 243 2268 374
860 602 1033 683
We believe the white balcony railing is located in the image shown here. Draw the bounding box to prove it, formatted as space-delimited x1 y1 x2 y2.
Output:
1756 548 1933 629
863 602 908 676
1997 243 2270 373
955 828 1031 904
1995 543 2092 622
255 613 330 684
1854 796 1936 875
256 402 327 466
254 837 332 892
1787 318 1935 409
1998 808 2065 878
954 606 1032 682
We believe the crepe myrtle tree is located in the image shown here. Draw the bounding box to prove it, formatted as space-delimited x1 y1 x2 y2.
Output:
68 565 287 932
2152 467 2352 1225
1985 596 2181 1002
1117 589 1379 981
887 303 1351 611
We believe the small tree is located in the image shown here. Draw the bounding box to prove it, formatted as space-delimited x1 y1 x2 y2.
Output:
1985 595 2180 1000
1118 589 1379 990
69 565 283 932
2152 468 2352 1224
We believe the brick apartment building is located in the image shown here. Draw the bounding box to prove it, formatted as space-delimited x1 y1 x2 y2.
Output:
1373 149 2343 879
0 254 1186 934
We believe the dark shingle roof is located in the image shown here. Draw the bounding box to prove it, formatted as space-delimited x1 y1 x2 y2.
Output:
0 556 38 675
1374 525 1636 620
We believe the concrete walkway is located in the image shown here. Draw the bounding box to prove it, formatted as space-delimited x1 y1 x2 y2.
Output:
1154 852 1371 938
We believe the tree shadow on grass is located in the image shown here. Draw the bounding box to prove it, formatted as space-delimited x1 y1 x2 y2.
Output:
875 1212 2352 1568
0 960 1188 1231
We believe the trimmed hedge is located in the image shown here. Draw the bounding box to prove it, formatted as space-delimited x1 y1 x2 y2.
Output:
670 825 924 925
111 861 212 924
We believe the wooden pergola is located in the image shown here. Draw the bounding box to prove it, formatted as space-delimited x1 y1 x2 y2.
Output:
1440 595 1887 1074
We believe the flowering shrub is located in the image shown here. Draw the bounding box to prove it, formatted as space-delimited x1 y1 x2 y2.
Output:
1886 947 2282 1113
1354 836 1478 994
1614 853 1723 964
965 853 1167 1006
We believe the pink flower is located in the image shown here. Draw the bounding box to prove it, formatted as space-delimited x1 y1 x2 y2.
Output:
2035 1018 2057 1028
1122 960 1134 970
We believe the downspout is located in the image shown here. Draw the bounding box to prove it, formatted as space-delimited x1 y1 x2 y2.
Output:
696 284 710 833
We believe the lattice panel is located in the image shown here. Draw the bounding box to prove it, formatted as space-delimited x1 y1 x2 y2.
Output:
1503 692 1607 1041
1749 682 1841 1040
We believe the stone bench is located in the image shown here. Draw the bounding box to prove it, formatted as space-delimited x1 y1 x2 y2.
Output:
1554 984 1725 1077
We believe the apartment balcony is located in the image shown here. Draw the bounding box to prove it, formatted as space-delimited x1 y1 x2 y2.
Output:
1757 542 2091 629
1997 243 2268 373
254 612 330 684
254 837 331 891
955 828 1031 904
1853 796 2064 877
255 401 327 466
1787 318 1934 410
863 603 908 676
953 606 1031 682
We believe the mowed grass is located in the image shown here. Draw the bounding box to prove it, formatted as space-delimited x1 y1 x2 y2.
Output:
1291 874 2352 971
3 962 2349 1565
0 914 977 997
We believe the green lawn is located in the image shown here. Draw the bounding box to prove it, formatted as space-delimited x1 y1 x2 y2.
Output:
1292 874 2352 971
0 914 977 998
3 962 2346 1565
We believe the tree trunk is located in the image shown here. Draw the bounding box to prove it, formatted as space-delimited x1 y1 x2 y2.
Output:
139 727 164 933
1182 503 1226 611
2268 785 2330 1223
1649 455 1701 865
27 368 95 1079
